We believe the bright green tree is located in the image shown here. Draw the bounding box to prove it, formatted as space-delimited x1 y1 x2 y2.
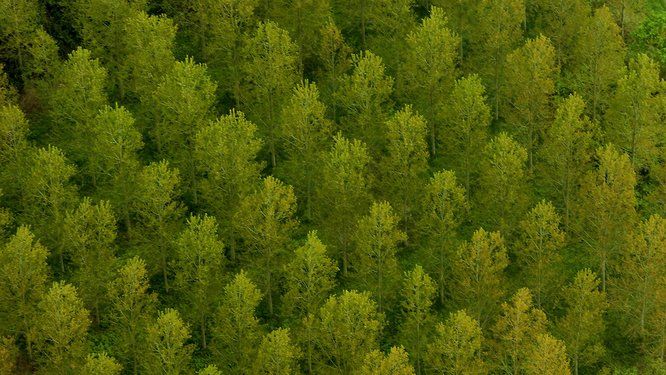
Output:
399 6 459 156
504 35 559 171
359 346 416 375
253 328 301 375
212 271 263 374
426 310 486 374
173 214 225 349
515 200 566 309
530 0 589 66
142 309 193 375
416 170 468 305
524 334 572 375
352 201 407 313
0 105 30 206
0 226 49 358
314 290 384 373
315 20 352 118
82 353 123 375
234 176 298 315
195 109 263 261
397 265 435 374
315 134 373 277
34 282 90 374
557 269 607 375
107 257 157 375
450 228 508 327
0 0 39 73
64 198 117 324
242 21 300 168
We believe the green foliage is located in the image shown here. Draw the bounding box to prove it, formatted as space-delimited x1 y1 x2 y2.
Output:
81 352 123 375
253 328 301 375
426 310 486 374
143 308 193 375
359 346 416 375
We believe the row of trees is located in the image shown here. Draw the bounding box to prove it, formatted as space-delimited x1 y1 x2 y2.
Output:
0 0 665 373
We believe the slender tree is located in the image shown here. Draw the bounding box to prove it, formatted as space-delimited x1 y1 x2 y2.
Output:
142 309 193 375
359 346 416 375
82 353 123 375
253 328 301 375
524 334 571 375
425 310 486 374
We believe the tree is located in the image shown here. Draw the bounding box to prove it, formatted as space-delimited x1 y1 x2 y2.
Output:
440 75 492 193
450 228 508 327
82 353 123 375
359 346 416 375
605 54 665 172
576 145 637 292
314 290 384 373
504 35 559 171
34 282 90 374
397 265 435 374
472 0 525 119
477 133 529 235
0 336 18 375
64 197 117 323
524 334 571 375
107 257 157 375
530 0 589 67
492 288 548 374
399 6 459 156
557 269 607 375
0 104 30 203
315 134 373 276
515 200 566 309
198 365 223 375
195 109 263 260
21 146 78 274
379 105 429 227
131 161 184 291
425 310 486 374
242 21 300 168
212 271 263 374
253 328 301 375
315 20 351 119
278 80 333 220
142 309 193 375
173 214 225 349
0 226 49 358
45 47 108 162
336 51 394 154
0 0 39 73
234 176 298 316
615 215 666 358
148 57 217 203
416 170 468 304
539 94 596 229
570 6 626 121
352 201 407 313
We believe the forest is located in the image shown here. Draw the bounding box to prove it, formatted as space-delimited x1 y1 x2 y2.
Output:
0 0 665 373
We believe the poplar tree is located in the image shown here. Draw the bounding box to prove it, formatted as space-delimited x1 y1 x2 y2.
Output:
515 200 566 309
505 35 559 171
571 6 626 120
557 269 607 375
0 0 38 72
450 228 508 327
441 75 491 194
315 134 372 276
82 353 123 375
425 310 486 374
352 201 407 313
576 145 637 291
148 57 217 203
0 105 30 208
314 290 384 373
131 161 184 291
380 106 429 227
21 146 78 274
399 6 459 156
492 288 548 374
605 54 665 171
279 81 333 220
0 226 49 358
398 265 435 374
143 309 193 375
360 346 416 375
524 334 571 375
212 271 263 373
417 170 468 304
316 20 352 117
0 337 18 374
64 198 117 324
531 0 589 66
34 282 90 374
195 109 263 260
173 214 225 349
477 133 529 235
253 328 301 374
234 176 298 315
242 21 300 168
539 94 596 229
336 51 394 154
107 257 157 375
